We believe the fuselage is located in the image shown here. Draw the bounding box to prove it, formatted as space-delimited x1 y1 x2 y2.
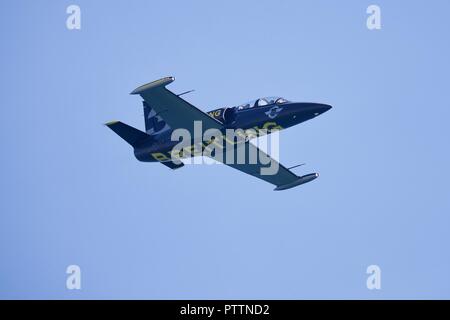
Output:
134 97 331 162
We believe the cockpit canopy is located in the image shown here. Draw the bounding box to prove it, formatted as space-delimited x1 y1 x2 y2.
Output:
236 96 289 110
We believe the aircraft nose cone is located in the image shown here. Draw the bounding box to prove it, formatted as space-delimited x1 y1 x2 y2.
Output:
316 103 332 114
286 102 332 118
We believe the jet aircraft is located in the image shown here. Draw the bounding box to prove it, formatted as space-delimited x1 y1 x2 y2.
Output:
106 77 331 190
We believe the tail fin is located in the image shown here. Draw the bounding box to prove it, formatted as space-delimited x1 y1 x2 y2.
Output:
105 121 149 147
143 101 171 135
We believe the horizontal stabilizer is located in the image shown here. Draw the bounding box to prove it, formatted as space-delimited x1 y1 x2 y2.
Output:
105 121 149 147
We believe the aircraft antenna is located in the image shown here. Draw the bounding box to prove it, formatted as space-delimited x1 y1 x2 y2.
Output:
177 89 195 97
287 163 306 170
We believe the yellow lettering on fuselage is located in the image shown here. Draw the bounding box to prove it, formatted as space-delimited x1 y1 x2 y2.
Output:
152 122 283 161
151 152 170 162
262 121 283 131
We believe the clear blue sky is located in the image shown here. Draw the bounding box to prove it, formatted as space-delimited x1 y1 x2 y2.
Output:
1 0 449 299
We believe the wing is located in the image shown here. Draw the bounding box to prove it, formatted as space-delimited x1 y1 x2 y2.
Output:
130 77 223 135
209 141 319 191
